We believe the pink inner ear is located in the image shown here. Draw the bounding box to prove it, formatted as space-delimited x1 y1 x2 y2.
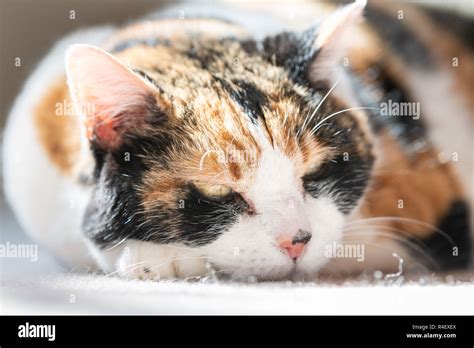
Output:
66 44 155 150
90 112 120 150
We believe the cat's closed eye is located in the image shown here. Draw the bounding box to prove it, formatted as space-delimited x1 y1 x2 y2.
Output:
192 181 233 201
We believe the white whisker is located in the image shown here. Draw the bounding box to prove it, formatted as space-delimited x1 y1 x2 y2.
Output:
309 106 380 136
297 67 343 139
346 216 456 245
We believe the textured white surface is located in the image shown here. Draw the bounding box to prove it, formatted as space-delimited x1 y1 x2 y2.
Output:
1 204 473 315
1 274 473 315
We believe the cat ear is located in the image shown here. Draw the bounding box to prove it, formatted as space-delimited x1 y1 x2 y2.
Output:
66 44 164 151
263 0 366 87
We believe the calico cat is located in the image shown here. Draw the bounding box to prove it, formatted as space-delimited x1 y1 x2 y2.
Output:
2 0 473 281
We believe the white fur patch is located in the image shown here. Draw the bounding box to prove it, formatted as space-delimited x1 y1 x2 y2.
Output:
2 26 115 268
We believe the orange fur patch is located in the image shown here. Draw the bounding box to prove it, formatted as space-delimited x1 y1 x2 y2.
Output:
34 77 82 175
361 131 463 240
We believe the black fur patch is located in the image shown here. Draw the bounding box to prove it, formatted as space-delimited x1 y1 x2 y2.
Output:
83 134 169 245
422 6 474 52
178 186 248 246
421 200 471 270
348 65 427 154
377 70 426 146
303 153 373 214
82 155 149 245
262 26 318 86
302 108 374 214
364 6 433 68
214 76 268 125
184 44 221 70
84 130 246 247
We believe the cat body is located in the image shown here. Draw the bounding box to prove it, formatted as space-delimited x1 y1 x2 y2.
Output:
3 1 473 280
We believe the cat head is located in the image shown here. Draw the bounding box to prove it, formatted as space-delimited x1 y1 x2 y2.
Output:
66 1 374 280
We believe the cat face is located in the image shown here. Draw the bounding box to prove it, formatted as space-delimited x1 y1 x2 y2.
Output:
67 2 373 280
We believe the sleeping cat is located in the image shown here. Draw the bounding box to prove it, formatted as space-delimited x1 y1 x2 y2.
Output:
3 0 473 281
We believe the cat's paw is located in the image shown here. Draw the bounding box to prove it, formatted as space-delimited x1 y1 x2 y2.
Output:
112 240 208 280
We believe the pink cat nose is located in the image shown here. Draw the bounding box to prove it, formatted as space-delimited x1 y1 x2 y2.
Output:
279 240 306 259
278 230 312 260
